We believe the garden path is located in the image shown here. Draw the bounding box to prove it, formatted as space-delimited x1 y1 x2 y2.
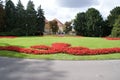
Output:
0 57 120 80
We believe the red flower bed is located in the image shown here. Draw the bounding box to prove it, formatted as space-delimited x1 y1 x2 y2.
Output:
104 37 120 40
0 43 120 55
52 43 71 52
31 45 51 50
0 36 17 38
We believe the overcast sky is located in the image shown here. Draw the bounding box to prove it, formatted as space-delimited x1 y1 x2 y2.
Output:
4 0 120 23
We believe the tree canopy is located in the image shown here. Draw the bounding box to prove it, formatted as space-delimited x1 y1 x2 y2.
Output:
0 0 45 36
5 0 16 32
0 0 5 32
36 5 45 35
107 6 120 32
74 12 86 36
111 15 120 37
74 8 104 37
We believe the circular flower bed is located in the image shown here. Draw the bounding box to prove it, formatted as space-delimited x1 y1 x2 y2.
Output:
0 43 120 55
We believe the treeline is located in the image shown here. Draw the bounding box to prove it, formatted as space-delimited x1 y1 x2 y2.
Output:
0 0 45 36
0 0 120 37
74 7 120 37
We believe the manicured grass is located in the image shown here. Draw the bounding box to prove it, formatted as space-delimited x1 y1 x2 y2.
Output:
0 51 120 60
0 36 120 60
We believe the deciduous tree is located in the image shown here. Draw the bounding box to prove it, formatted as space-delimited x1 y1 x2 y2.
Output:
74 12 86 36
111 15 120 37
107 6 120 33
86 8 103 37
49 20 58 34
64 21 72 34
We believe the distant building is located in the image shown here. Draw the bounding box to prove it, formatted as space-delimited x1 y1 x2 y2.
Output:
44 19 52 34
44 18 64 35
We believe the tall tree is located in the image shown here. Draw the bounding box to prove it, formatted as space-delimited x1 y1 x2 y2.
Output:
14 0 26 36
107 6 120 33
0 0 5 32
5 0 16 32
64 21 72 34
111 15 120 37
36 5 45 35
86 8 103 37
102 20 111 37
26 0 37 36
74 12 87 36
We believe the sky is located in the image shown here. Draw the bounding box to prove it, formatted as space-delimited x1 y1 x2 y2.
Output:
4 0 120 23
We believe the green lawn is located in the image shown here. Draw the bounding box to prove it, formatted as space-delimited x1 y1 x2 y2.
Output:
0 36 120 60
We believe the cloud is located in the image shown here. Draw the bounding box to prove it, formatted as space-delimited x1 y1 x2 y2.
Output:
91 0 120 19
56 0 99 8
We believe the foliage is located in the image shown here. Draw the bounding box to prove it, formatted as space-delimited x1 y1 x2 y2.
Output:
111 15 120 37
64 21 72 34
5 0 16 32
74 12 87 36
49 20 58 34
36 5 45 35
107 6 120 33
0 0 47 36
85 8 103 37
26 0 37 36
15 0 26 36
0 0 5 32
74 8 104 37
102 20 111 37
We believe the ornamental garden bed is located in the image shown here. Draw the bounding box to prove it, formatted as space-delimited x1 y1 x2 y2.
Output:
0 43 120 55
0 36 120 60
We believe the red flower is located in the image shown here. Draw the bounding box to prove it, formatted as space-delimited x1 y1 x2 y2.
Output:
31 45 51 50
0 36 17 38
104 37 120 40
0 43 120 55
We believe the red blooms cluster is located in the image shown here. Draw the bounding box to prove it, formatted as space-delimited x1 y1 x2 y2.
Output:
52 43 71 52
31 45 51 50
104 37 120 40
0 43 120 55
66 47 120 55
0 36 16 38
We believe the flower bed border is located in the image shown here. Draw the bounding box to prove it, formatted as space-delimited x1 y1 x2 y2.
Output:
0 36 17 38
104 37 120 40
0 43 120 55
